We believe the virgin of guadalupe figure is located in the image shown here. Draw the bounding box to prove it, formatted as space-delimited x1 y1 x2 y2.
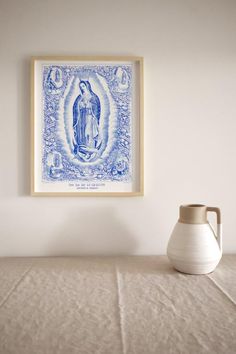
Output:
72 80 102 162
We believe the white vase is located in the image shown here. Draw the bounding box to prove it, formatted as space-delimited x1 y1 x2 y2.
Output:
167 204 222 275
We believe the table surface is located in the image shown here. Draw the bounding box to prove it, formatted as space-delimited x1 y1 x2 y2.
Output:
0 255 236 354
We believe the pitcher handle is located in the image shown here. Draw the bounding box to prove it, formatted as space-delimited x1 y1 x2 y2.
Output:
207 207 222 253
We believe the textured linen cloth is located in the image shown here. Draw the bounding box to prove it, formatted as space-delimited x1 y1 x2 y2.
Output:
0 255 235 354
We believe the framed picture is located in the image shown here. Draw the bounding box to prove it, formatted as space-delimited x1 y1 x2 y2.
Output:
31 56 143 196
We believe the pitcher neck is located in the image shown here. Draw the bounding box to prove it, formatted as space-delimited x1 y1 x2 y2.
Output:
179 204 207 224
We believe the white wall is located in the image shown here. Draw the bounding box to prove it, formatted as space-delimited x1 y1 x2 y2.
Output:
0 0 236 256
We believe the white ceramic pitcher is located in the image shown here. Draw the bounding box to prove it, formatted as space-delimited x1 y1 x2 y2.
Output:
167 204 222 274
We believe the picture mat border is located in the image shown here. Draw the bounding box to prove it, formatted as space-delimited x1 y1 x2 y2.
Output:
31 56 144 196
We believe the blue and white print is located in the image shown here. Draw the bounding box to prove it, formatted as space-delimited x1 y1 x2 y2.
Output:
42 64 132 184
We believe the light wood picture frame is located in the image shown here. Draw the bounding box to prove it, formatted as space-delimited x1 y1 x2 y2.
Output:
31 56 143 196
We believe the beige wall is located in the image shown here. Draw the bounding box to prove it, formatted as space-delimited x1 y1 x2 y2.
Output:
0 0 236 256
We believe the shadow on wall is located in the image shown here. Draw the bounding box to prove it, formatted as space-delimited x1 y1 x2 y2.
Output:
47 207 137 256
17 57 31 196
